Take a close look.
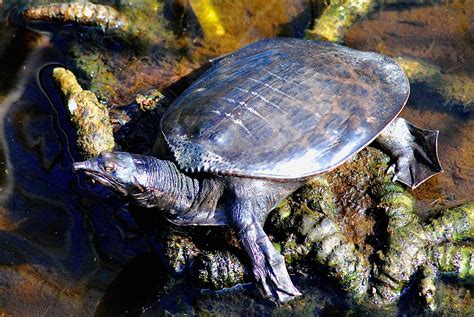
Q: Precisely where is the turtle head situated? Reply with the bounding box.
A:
[73,152,155,205]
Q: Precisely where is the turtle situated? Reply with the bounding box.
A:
[73,38,443,304]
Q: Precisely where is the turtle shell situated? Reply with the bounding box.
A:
[161,38,409,180]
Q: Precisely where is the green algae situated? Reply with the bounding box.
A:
[307,0,375,43]
[163,233,199,275]
[69,42,121,102]
[191,250,247,290]
[396,57,474,112]
[423,202,474,243]
[432,243,474,279]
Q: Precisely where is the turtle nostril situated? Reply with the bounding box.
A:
[73,161,88,171]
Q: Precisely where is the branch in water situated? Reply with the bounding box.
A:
[51,67,116,158]
[20,2,130,33]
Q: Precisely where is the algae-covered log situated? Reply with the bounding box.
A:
[163,233,200,276]
[371,199,474,305]
[191,250,248,290]
[267,172,372,299]
[423,203,474,244]
[396,57,474,112]
[307,0,375,43]
[268,147,472,308]
[431,243,474,278]
[51,67,115,158]
[20,2,130,33]
[371,185,427,304]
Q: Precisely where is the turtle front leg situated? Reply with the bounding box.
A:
[228,178,301,303]
[375,118,443,189]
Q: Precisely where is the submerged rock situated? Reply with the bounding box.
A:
[191,250,248,290]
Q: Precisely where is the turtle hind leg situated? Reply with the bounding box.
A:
[229,180,301,303]
[375,118,443,189]
[239,213,301,303]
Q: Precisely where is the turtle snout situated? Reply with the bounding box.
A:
[73,161,90,172]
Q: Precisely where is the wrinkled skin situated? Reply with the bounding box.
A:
[75,152,303,303]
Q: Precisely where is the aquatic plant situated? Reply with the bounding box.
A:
[307,0,375,43]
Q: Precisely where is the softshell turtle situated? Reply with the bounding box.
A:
[73,38,442,303]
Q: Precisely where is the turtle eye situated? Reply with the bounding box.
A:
[103,161,116,173]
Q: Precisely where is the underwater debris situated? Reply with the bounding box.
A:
[135,89,168,112]
[18,1,175,47]
[307,0,375,43]
[51,67,115,158]
[396,57,474,112]
[20,2,130,33]
[189,0,227,39]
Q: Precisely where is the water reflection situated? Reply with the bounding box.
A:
[0,28,157,315]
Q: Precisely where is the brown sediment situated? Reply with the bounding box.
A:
[345,2,474,213]
[345,3,474,70]
[401,109,474,214]
[0,264,102,316]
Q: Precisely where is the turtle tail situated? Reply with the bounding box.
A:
[375,118,443,189]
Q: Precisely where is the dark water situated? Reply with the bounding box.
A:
[0,1,472,316]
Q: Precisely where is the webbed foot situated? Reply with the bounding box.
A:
[239,217,301,303]
[231,199,301,303]
[375,118,443,189]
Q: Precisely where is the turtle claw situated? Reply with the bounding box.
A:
[256,249,302,304]
[232,200,301,303]
[239,221,301,304]
[386,164,396,176]
[376,118,443,189]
